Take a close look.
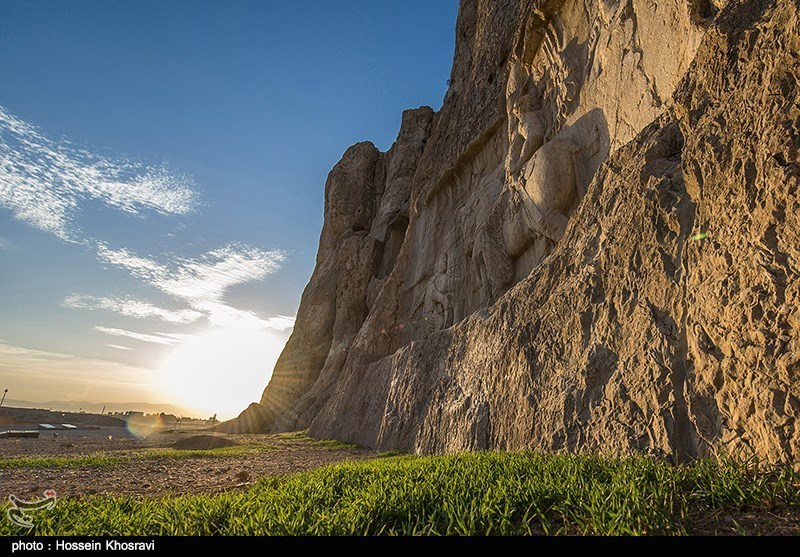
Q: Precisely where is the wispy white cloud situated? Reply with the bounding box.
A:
[93,326,182,345]
[63,294,202,324]
[0,237,18,250]
[197,304,295,330]
[261,315,295,330]
[94,242,290,330]
[0,105,198,241]
[151,331,196,343]
[95,244,164,275]
[0,106,293,342]
[106,344,134,351]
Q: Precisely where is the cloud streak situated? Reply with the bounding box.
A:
[93,326,182,345]
[106,344,134,351]
[0,105,198,240]
[0,237,18,250]
[63,294,202,324]
[94,242,290,330]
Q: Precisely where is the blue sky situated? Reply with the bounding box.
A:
[0,1,458,418]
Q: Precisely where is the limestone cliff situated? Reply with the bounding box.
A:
[230,0,800,462]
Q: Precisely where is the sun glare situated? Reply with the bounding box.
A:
[161,327,284,420]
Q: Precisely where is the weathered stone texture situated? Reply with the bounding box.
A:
[230,0,799,463]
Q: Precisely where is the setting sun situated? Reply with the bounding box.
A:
[160,327,285,420]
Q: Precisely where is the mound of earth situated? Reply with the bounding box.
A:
[171,435,238,450]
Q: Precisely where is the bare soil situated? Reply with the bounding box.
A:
[0,427,379,499]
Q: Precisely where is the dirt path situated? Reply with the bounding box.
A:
[0,430,380,499]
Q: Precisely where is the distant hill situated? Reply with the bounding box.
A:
[0,406,126,427]
[3,398,202,419]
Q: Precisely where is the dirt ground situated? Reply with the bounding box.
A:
[0,427,380,499]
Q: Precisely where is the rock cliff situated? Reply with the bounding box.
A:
[229,0,800,462]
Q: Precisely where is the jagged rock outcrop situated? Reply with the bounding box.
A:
[230,0,799,462]
[225,107,435,432]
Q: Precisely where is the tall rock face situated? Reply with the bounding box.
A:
[227,107,435,432]
[234,0,800,462]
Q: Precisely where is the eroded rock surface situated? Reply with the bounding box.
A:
[230,0,800,463]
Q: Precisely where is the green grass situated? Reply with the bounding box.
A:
[0,454,129,469]
[310,438,359,449]
[276,431,311,440]
[2,452,799,535]
[0,444,268,469]
[277,430,359,449]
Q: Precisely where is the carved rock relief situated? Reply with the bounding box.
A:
[414,14,604,330]
[413,0,697,334]
[469,15,599,302]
